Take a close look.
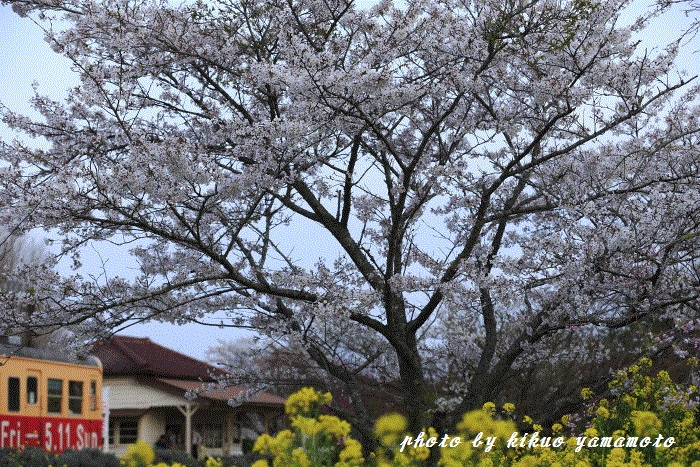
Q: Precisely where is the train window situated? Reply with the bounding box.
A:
[27,376,38,405]
[90,380,97,411]
[48,378,63,413]
[8,377,20,412]
[69,381,83,415]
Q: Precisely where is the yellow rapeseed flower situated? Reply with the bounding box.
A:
[121,440,155,467]
[284,387,333,416]
[336,438,365,467]
[318,414,352,437]
[375,413,408,446]
[205,458,223,467]
[502,403,515,413]
[253,433,275,453]
[459,410,495,435]
[631,410,662,438]
[291,415,323,436]
[291,447,311,467]
[482,402,496,415]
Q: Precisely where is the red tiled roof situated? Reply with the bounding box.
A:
[155,378,286,406]
[91,335,225,381]
[91,336,285,408]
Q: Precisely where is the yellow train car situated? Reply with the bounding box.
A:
[0,342,103,451]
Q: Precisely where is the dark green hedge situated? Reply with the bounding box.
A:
[0,447,120,467]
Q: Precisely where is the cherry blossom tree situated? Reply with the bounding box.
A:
[1,0,700,445]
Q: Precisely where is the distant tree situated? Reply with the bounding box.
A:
[209,337,403,422]
[0,230,45,341]
[0,230,79,349]
[0,230,43,288]
[1,0,700,451]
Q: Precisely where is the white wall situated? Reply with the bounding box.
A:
[105,378,188,409]
[139,411,165,446]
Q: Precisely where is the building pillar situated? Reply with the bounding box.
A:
[176,404,199,456]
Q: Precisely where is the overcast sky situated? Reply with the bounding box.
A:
[0,0,697,361]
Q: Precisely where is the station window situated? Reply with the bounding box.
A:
[27,376,38,405]
[198,423,223,448]
[108,420,115,445]
[69,381,83,415]
[48,378,63,413]
[118,420,138,444]
[8,377,20,412]
[108,419,139,445]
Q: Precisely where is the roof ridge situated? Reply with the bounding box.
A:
[109,335,223,380]
[152,377,286,405]
[111,336,150,368]
[154,340,217,370]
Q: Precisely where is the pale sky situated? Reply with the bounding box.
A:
[0,0,697,361]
